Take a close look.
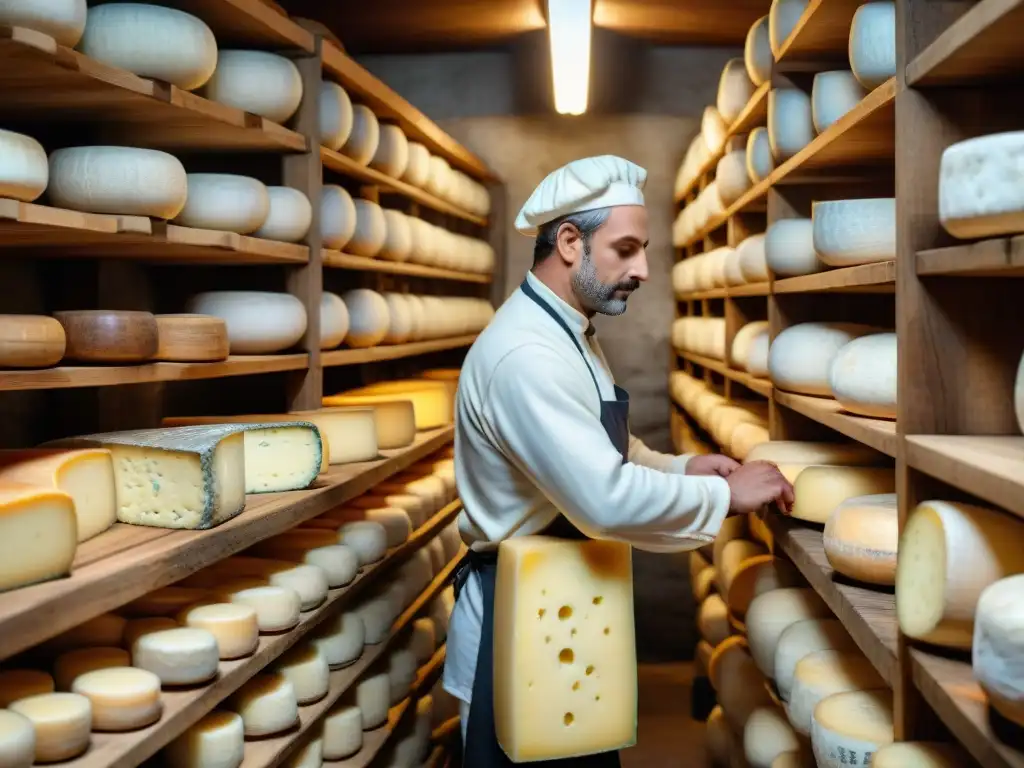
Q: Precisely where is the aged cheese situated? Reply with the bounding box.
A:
[274,645,329,705]
[774,619,856,702]
[744,706,801,768]
[210,579,301,633]
[371,124,410,178]
[341,289,390,348]
[403,142,430,187]
[0,0,86,46]
[388,647,417,703]
[717,150,752,206]
[706,706,732,765]
[695,640,714,678]
[410,617,437,664]
[493,537,636,761]
[746,588,831,678]
[811,71,867,133]
[765,219,823,277]
[718,539,769,595]
[320,81,354,151]
[823,493,898,585]
[0,669,55,706]
[698,594,732,646]
[338,521,388,565]
[870,742,969,767]
[309,505,411,547]
[164,710,244,768]
[332,399,414,451]
[54,647,130,691]
[768,88,815,162]
[693,567,716,603]
[0,709,34,768]
[132,628,219,686]
[939,131,1024,239]
[247,531,359,588]
[791,466,895,524]
[71,667,162,732]
[849,2,896,90]
[745,441,882,466]
[0,129,48,203]
[287,737,322,768]
[718,59,755,123]
[321,290,350,350]
[341,105,380,166]
[322,705,362,759]
[155,314,230,363]
[974,574,1024,727]
[228,674,298,737]
[322,184,357,249]
[193,557,328,611]
[768,322,879,396]
[312,610,365,668]
[175,174,269,234]
[348,199,387,258]
[178,603,259,660]
[810,689,893,768]
[787,651,884,735]
[253,186,312,243]
[45,613,127,653]
[9,692,91,762]
[769,0,809,54]
[352,491,426,528]
[185,291,306,355]
[713,515,749,571]
[356,672,391,730]
[0,482,76,592]
[738,234,770,283]
[326,380,452,429]
[747,127,775,183]
[745,16,772,85]
[380,211,413,263]
[358,586,403,645]
[382,292,414,344]
[747,332,770,377]
[426,537,447,573]
[204,51,302,123]
[122,617,178,650]
[710,637,775,733]
[771,752,812,767]
[813,198,896,266]
[726,557,803,619]
[897,499,1024,648]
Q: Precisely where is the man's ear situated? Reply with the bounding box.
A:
[555,222,582,266]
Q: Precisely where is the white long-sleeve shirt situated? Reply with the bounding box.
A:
[442,271,731,703]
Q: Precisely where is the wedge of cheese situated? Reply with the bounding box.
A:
[0,482,77,592]
[324,380,451,430]
[45,426,247,530]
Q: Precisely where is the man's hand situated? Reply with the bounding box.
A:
[686,454,741,477]
[726,460,795,515]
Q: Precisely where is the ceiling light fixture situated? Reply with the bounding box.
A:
[547,0,592,116]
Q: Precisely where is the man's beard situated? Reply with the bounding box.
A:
[572,247,639,316]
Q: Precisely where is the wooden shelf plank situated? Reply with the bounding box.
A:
[775,0,867,63]
[324,250,492,284]
[150,0,314,51]
[677,288,727,300]
[773,261,896,293]
[905,435,1024,521]
[906,0,1024,85]
[917,237,1024,277]
[321,148,487,226]
[774,392,898,456]
[678,352,773,398]
[766,513,898,685]
[728,281,771,297]
[322,336,477,368]
[0,427,454,661]
[0,27,306,152]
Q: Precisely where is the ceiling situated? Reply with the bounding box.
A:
[280,0,768,53]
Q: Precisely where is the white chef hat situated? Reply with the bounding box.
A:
[514,155,647,236]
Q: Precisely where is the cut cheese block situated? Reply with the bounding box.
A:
[896,499,1024,648]
[274,645,329,705]
[974,574,1024,727]
[0,669,55,707]
[787,651,884,735]
[828,333,897,419]
[164,710,244,768]
[324,380,451,430]
[698,594,732,646]
[765,219,823,278]
[744,706,801,768]
[813,199,896,266]
[71,667,162,732]
[939,132,1024,239]
[192,557,328,611]
[204,51,302,123]
[210,579,301,633]
[823,493,898,585]
[132,628,219,686]
[0,709,33,768]
[323,400,413,451]
[356,672,391,730]
[312,610,365,668]
[122,586,214,618]
[287,737,323,768]
[745,16,772,86]
[54,647,130,692]
[0,482,76,592]
[870,742,969,767]
[791,466,895,524]
[246,530,359,588]
[768,88,814,162]
[228,674,299,737]
[493,537,636,761]
[0,313,65,368]
[46,426,246,530]
[774,619,856,702]
[811,71,866,133]
[8,692,91,762]
[178,603,259,660]
[849,2,896,90]
[122,618,178,650]
[768,323,880,396]
[810,689,893,768]
[746,588,831,678]
[709,637,774,734]
[745,441,882,466]
[726,557,803,619]
[45,614,127,653]
[322,705,362,759]
[341,105,380,166]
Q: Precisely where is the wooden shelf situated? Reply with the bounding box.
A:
[766,513,898,685]
[0,27,306,152]
[728,282,771,297]
[917,237,1024,277]
[679,352,772,398]
[152,0,314,51]
[775,0,867,63]
[773,262,896,293]
[321,148,487,226]
[322,336,477,367]
[678,288,727,300]
[0,427,454,661]
[906,0,1024,85]
[774,392,898,457]
[324,250,492,283]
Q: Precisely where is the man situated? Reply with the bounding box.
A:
[444,155,794,765]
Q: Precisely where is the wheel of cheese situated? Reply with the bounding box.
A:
[701,107,727,156]
[972,574,1024,727]
[341,105,380,166]
[178,603,259,660]
[713,515,749,573]
[54,310,158,363]
[407,218,436,266]
[768,88,815,162]
[690,549,712,583]
[289,737,323,768]
[746,588,830,678]
[717,150,752,205]
[718,59,755,124]
[166,710,244,768]
[735,234,768,283]
[939,131,1024,239]
[0,709,33,768]
[425,155,453,199]
[8,693,91,762]
[53,647,130,691]
[253,186,312,243]
[813,198,896,266]
[320,291,350,350]
[357,671,391,730]
[695,640,714,678]
[0,670,55,706]
[746,127,774,184]
[340,288,388,348]
[744,15,772,86]
[347,199,387,257]
[747,332,769,377]
[175,174,270,234]
[320,81,354,151]
[731,321,770,369]
[380,292,413,344]
[121,617,177,650]
[322,705,362,759]
[849,2,896,90]
[810,689,893,767]
[811,71,866,133]
[80,4,216,90]
[768,322,879,396]
[787,650,884,735]
[769,0,808,57]
[0,315,65,368]
[765,218,822,277]
[746,441,882,466]
[185,291,307,354]
[897,499,1024,649]
[774,619,856,702]
[0,0,86,46]
[370,124,410,178]
[870,741,969,767]
[229,673,298,737]
[693,566,717,603]
[710,637,774,734]
[154,314,229,362]
[47,146,187,219]
[0,129,48,203]
[828,333,897,419]
[274,645,329,705]
[791,466,895,524]
[698,594,732,646]
[706,706,732,765]
[745,706,800,768]
[312,611,365,669]
[379,209,413,262]
[718,539,769,595]
[321,184,357,250]
[727,557,803,619]
[822,493,897,586]
[71,667,162,732]
[339,520,388,565]
[131,627,219,685]
[204,50,302,123]
[403,142,430,187]
[388,647,417,703]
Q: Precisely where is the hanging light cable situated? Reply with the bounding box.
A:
[547,0,592,115]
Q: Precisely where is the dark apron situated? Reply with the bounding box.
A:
[453,278,630,766]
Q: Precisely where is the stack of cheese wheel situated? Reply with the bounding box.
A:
[401,215,495,274]
[671,247,733,295]
[671,317,727,360]
[667,372,770,460]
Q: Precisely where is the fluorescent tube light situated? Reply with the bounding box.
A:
[547,0,592,115]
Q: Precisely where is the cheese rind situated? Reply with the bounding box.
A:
[790,466,895,524]
[0,669,55,707]
[195,557,328,612]
[726,557,803,619]
[744,706,801,768]
[287,736,324,768]
[229,674,299,737]
[787,651,884,735]
[869,742,969,767]
[356,672,391,730]
[823,493,898,585]
[164,710,244,768]
[698,594,732,647]
[0,709,34,768]
[810,689,893,768]
[214,581,300,632]
[9,692,91,762]
[178,603,259,660]
[746,588,831,678]
[71,667,162,732]
[246,532,359,588]
[973,574,1024,727]
[122,617,178,650]
[774,619,856,702]
[338,521,388,565]
[54,647,130,691]
[324,380,451,429]
[132,628,219,686]
[45,613,127,653]
[939,132,1024,239]
[768,323,881,396]
[828,333,897,419]
[0,482,77,592]
[312,611,365,668]
[322,706,362,759]
[274,645,329,705]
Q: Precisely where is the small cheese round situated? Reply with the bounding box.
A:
[768,87,815,162]
[341,289,389,349]
[132,628,219,686]
[849,2,896,90]
[215,580,301,633]
[744,706,801,768]
[738,233,769,283]
[254,186,313,243]
[185,290,307,355]
[0,129,48,203]
[403,142,430,187]
[356,672,391,730]
[322,705,363,759]
[698,594,732,646]
[320,81,354,151]
[165,710,244,768]
[810,689,893,767]
[221,559,328,612]
[787,651,884,735]
[975,573,1024,728]
[287,737,323,768]
[0,0,86,46]
[348,199,387,257]
[229,674,298,737]
[693,566,716,603]
[175,174,270,234]
[9,692,91,762]
[769,0,809,56]
[765,218,823,277]
[370,124,410,178]
[274,645,329,705]
[178,603,259,661]
[710,637,774,733]
[379,210,413,262]
[811,71,867,133]
[791,466,895,524]
[341,105,380,166]
[0,669,55,706]
[870,742,969,767]
[359,587,401,645]
[388,647,417,704]
[726,557,803,619]
[718,59,755,124]
[746,127,774,184]
[321,291,350,350]
[312,610,365,668]
[823,493,897,585]
[745,441,882,466]
[322,184,357,250]
[744,15,772,85]
[717,150,752,206]
[813,198,896,266]
[768,322,880,396]
[706,706,732,765]
[339,520,388,565]
[0,710,34,768]
[775,619,857,703]
[204,50,302,123]
[746,588,831,678]
[250,531,360,588]
[717,538,769,595]
[122,617,178,650]
[71,667,162,731]
[53,647,130,691]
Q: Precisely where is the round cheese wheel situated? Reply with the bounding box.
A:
[693,566,716,603]
[939,131,1024,240]
[71,667,161,732]
[370,124,409,178]
[768,88,815,162]
[320,81,354,151]
[388,647,417,704]
[341,288,389,348]
[718,539,769,596]
[339,520,388,565]
[738,234,769,283]
[155,314,229,362]
[718,58,755,123]
[731,321,770,369]
[747,332,769,377]
[791,466,895,524]
[80,4,216,90]
[849,2,896,90]
[769,0,809,56]
[0,0,86,46]
[253,186,312,243]
[341,105,380,166]
[0,710,34,768]
[702,107,727,155]
[53,647,130,691]
[8,692,90,762]
[274,645,329,705]
[132,627,219,685]
[717,150,752,206]
[320,291,350,350]
[356,672,391,730]
[774,619,857,703]
[813,198,896,266]
[707,706,732,765]
[425,155,453,199]
[870,741,969,767]
[229,673,298,737]
[348,199,387,257]
[745,706,801,768]
[312,611,365,669]
[48,146,187,219]
[214,580,301,633]
[251,531,360,588]
[768,322,879,396]
[410,617,437,664]
[0,129,48,203]
[403,142,430,187]
[765,218,822,277]
[322,705,362,759]
[823,493,897,585]
[828,333,897,419]
[710,637,774,734]
[810,689,893,767]
[175,174,269,234]
[695,640,714,678]
[975,574,1024,727]
[321,184,357,250]
[811,71,866,133]
[185,291,307,355]
[0,314,65,368]
[746,127,774,184]
[122,617,177,650]
[727,557,803,619]
[0,669,55,706]
[698,594,732,646]
[379,209,413,262]
[178,603,259,660]
[288,737,323,768]
[54,309,158,363]
[382,292,414,344]
[204,50,302,123]
[165,710,244,768]
[745,16,772,86]
[746,588,831,678]
[787,650,884,735]
[358,587,401,645]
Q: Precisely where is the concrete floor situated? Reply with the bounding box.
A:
[622,663,708,768]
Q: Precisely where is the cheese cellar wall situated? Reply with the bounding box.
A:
[0,1,489,765]
[672,1,1024,767]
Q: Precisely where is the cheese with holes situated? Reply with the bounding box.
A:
[787,651,884,735]
[356,672,391,730]
[222,422,325,493]
[122,587,214,618]
[768,323,880,396]
[9,692,91,762]
[287,737,323,768]
[312,611,365,669]
[974,574,1024,726]
[0,709,34,768]
[0,449,116,543]
[193,557,328,611]
[210,579,301,633]
[0,670,54,707]
[823,493,898,585]
[71,667,162,731]
[897,499,1024,648]
[46,426,247,530]
[122,617,177,650]
[46,614,127,653]
[870,742,969,767]
[710,637,774,733]
[811,689,893,767]
[325,380,452,429]
[791,466,895,524]
[246,531,359,588]
[747,588,831,678]
[726,557,803,619]
[698,594,731,646]
[323,705,362,759]
[165,710,244,768]
[338,521,388,565]
[178,603,259,660]
[828,333,897,419]
[493,537,636,761]
[774,619,856,702]
[813,199,897,267]
[54,648,130,691]
[307,505,410,547]
[274,645,329,705]
[745,706,801,768]
[229,674,298,737]
[0,482,76,592]
[132,628,219,686]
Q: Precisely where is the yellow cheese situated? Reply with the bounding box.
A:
[774,619,856,702]
[273,645,329,705]
[122,617,177,650]
[810,689,893,768]
[693,566,716,603]
[698,594,732,646]
[0,449,116,542]
[746,588,831,678]
[709,636,774,734]
[122,586,215,617]
[790,466,895,524]
[689,549,712,584]
[189,557,328,611]
[787,651,885,735]
[245,530,359,588]
[306,402,415,450]
[324,380,452,429]
[409,617,437,664]
[0,482,77,592]
[744,706,801,768]
[178,603,259,660]
[0,710,34,768]
[745,441,884,466]
[8,692,91,762]
[0,669,55,706]
[493,537,637,761]
[228,673,299,737]
[211,578,301,632]
[718,539,769,595]
[713,515,749,574]
[870,742,969,767]
[164,710,244,768]
[822,493,898,586]
[351,492,427,528]
[726,557,803,619]
[706,706,732,765]
[131,627,219,686]
[71,667,162,732]
[306,504,411,547]
[53,647,130,691]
